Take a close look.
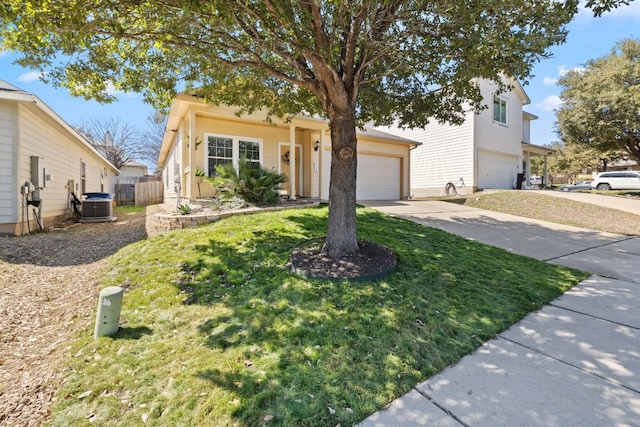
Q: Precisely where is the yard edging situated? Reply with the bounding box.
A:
[152,201,321,231]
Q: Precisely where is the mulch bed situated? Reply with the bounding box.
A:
[290,238,397,281]
[0,208,159,427]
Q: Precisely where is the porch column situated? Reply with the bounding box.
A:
[543,155,549,188]
[289,125,296,200]
[187,110,197,200]
[320,130,328,200]
[525,151,531,188]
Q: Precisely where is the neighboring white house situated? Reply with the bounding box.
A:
[157,94,419,205]
[378,76,553,197]
[0,80,118,235]
[118,160,149,178]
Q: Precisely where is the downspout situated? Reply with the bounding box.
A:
[409,143,419,199]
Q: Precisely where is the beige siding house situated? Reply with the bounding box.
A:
[378,77,553,197]
[0,81,118,235]
[157,94,419,205]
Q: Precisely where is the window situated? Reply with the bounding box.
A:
[207,136,233,176]
[493,96,507,124]
[81,161,86,194]
[239,140,260,168]
[206,134,262,176]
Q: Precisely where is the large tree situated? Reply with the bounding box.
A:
[140,114,167,175]
[547,141,620,183]
[557,38,640,166]
[77,116,144,170]
[0,0,625,257]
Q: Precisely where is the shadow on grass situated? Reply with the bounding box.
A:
[167,206,583,426]
[113,326,153,340]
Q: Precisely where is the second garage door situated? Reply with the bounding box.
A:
[322,153,401,200]
[477,151,518,189]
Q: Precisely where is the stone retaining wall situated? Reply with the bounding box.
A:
[152,202,320,232]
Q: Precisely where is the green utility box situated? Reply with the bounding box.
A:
[94,286,123,339]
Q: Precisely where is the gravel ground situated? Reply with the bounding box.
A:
[0,207,161,427]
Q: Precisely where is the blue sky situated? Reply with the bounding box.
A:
[527,2,640,146]
[1,2,639,159]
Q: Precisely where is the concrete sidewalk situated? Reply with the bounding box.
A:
[359,200,640,427]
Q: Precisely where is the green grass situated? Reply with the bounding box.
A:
[114,205,147,214]
[48,206,588,427]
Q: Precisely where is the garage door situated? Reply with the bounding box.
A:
[322,152,401,200]
[477,152,518,189]
[358,154,401,200]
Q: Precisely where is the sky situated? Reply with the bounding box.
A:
[1,2,639,163]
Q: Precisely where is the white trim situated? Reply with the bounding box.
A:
[278,141,303,196]
[1,89,118,174]
[492,95,508,125]
[203,132,263,175]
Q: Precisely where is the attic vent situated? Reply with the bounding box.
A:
[80,193,117,223]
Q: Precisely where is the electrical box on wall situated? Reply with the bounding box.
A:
[31,156,42,188]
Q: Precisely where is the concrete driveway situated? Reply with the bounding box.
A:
[363,199,640,284]
[359,198,640,427]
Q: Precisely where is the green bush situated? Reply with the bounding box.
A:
[177,203,192,215]
[208,157,287,205]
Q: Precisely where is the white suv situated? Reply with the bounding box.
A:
[529,175,542,186]
[590,171,640,191]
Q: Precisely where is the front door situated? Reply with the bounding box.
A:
[280,144,302,197]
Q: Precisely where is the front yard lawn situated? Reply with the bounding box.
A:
[461,191,640,236]
[49,206,588,426]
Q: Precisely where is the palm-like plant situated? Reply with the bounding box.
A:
[211,157,287,205]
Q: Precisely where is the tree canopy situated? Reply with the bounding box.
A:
[547,141,622,182]
[0,0,628,257]
[556,38,640,165]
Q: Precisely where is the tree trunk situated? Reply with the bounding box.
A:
[322,106,359,258]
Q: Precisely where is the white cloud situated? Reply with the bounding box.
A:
[537,95,562,112]
[104,81,122,96]
[104,81,140,99]
[0,51,8,58]
[16,71,43,83]
[558,65,585,77]
[543,76,558,86]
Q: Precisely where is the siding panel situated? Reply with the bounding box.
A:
[378,117,475,197]
[0,102,17,224]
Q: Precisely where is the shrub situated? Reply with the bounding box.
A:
[209,157,287,205]
[177,204,192,215]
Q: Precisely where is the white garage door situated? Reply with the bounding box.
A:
[322,152,401,200]
[357,154,401,200]
[478,152,518,189]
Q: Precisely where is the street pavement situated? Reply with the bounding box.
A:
[358,195,640,427]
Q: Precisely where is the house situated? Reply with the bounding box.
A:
[156,94,419,205]
[603,159,640,172]
[118,160,149,178]
[378,77,553,196]
[0,80,118,235]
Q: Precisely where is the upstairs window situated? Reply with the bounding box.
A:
[493,96,507,124]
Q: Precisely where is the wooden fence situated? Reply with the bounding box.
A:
[135,179,163,206]
[114,176,163,206]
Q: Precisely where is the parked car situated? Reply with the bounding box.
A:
[590,171,640,191]
[559,180,592,192]
[530,175,542,186]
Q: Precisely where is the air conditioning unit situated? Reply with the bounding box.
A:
[80,193,117,223]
